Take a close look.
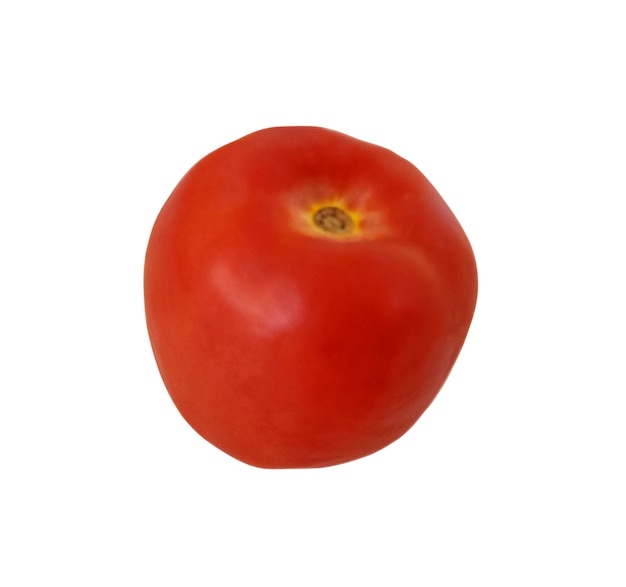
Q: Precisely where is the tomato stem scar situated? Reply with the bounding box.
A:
[312,206,355,234]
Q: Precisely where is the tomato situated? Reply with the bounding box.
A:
[144,126,477,468]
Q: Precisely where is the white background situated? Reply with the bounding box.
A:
[1,1,625,585]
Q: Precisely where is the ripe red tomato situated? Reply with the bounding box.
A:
[144,127,477,468]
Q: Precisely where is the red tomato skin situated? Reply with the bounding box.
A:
[144,126,477,468]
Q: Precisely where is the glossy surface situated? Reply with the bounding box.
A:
[144,126,478,468]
